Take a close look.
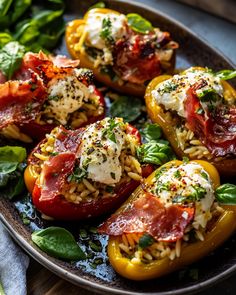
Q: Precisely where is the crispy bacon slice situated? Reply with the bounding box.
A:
[40,153,76,201]
[0,73,47,129]
[185,85,236,157]
[99,192,194,242]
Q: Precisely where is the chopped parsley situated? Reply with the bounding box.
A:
[48,95,60,101]
[187,185,206,202]
[173,169,181,179]
[138,233,155,249]
[110,172,116,180]
[100,17,114,44]
[201,171,209,180]
[160,81,178,94]
[67,165,88,183]
[102,118,121,143]
[155,182,171,194]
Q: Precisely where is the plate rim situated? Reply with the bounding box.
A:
[1,0,236,294]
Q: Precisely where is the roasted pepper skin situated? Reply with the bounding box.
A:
[145,69,236,176]
[106,160,236,280]
[24,125,153,220]
[65,8,176,97]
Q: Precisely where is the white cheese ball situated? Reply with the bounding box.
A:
[153,162,215,228]
[151,68,223,118]
[85,12,127,50]
[79,118,126,185]
[45,74,89,125]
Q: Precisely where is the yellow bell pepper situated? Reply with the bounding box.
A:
[65,8,176,96]
[145,67,236,176]
[106,160,236,280]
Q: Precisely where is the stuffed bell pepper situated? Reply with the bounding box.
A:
[24,117,153,220]
[99,160,236,280]
[66,8,178,96]
[0,51,105,142]
[145,67,236,176]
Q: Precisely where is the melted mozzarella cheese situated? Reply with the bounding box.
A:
[79,118,126,185]
[152,68,223,118]
[153,162,215,228]
[85,12,127,50]
[45,74,89,125]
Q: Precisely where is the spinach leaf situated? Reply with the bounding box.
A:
[215,70,236,81]
[127,13,153,34]
[0,0,13,16]
[0,32,13,48]
[0,146,27,199]
[141,123,162,142]
[138,233,155,249]
[89,1,106,10]
[0,41,25,79]
[137,142,175,166]
[110,95,143,122]
[32,227,86,260]
[215,183,236,205]
[11,0,32,23]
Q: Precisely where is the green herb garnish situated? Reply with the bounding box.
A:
[215,70,236,81]
[100,17,113,43]
[137,142,175,166]
[110,95,143,122]
[67,165,88,183]
[0,41,25,79]
[215,183,236,205]
[127,13,153,34]
[141,123,162,142]
[32,227,86,260]
[188,185,206,202]
[102,118,121,143]
[138,233,155,249]
[89,1,106,10]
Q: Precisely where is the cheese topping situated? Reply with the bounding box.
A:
[79,118,127,185]
[152,68,223,117]
[44,74,90,125]
[151,162,215,228]
[85,12,127,50]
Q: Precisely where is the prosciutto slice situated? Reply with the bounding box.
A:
[99,192,194,242]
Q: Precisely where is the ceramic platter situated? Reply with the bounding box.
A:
[0,0,236,294]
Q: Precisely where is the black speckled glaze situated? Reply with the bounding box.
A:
[0,0,236,294]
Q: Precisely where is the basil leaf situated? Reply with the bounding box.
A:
[0,146,26,173]
[215,70,236,81]
[0,32,13,48]
[138,233,155,249]
[127,13,153,34]
[0,0,13,16]
[137,142,175,166]
[32,227,86,260]
[0,41,25,79]
[141,123,162,142]
[110,95,143,122]
[215,183,236,205]
[89,1,106,10]
[11,0,32,23]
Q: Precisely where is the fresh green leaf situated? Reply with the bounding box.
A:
[0,41,25,79]
[138,233,155,249]
[141,123,162,142]
[0,280,5,295]
[127,13,153,34]
[32,9,63,28]
[0,146,26,173]
[100,16,113,43]
[67,165,88,183]
[89,1,106,10]
[32,227,86,260]
[0,32,13,48]
[187,185,206,202]
[11,0,32,23]
[215,70,236,81]
[215,183,236,205]
[137,142,175,166]
[0,0,13,16]
[110,95,143,122]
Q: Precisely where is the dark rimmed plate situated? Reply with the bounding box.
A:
[1,0,236,294]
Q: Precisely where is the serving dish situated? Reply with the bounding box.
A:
[0,0,236,294]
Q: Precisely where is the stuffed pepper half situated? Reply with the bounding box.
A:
[0,51,105,142]
[66,8,178,96]
[145,67,236,176]
[24,117,153,220]
[99,160,236,280]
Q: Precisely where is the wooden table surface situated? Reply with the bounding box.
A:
[26,0,236,294]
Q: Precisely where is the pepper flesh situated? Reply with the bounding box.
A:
[145,68,236,176]
[106,160,236,280]
[24,124,153,220]
[65,8,176,97]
